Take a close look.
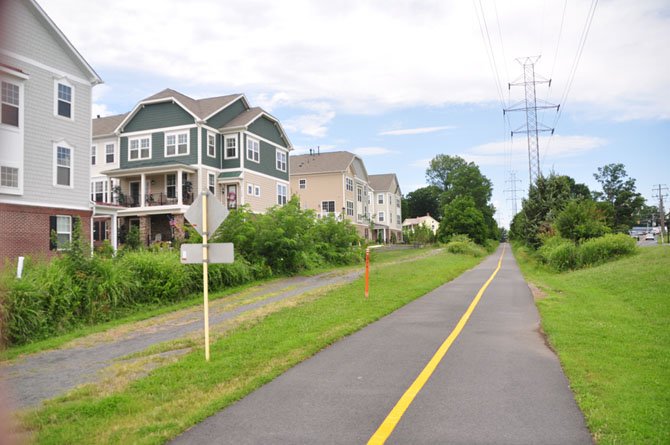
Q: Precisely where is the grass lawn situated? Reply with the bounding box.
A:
[18,248,480,444]
[514,245,670,444]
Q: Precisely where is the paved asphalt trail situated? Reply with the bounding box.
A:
[1,269,361,410]
[172,245,592,444]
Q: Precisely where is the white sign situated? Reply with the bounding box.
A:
[180,243,234,264]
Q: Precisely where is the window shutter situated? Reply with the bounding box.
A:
[49,216,57,250]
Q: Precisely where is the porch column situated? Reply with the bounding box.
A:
[177,169,183,205]
[111,215,118,252]
[140,173,146,208]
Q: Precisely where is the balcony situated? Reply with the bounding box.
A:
[123,192,195,208]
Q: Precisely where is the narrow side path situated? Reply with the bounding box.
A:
[171,245,591,444]
[1,269,359,410]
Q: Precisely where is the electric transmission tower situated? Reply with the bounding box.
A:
[504,56,559,187]
[504,170,523,215]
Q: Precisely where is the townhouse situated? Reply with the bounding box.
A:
[368,174,403,243]
[290,151,374,239]
[0,0,102,262]
[94,89,292,246]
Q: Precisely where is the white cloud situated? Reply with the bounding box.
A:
[380,126,454,136]
[351,147,397,157]
[40,0,670,120]
[283,102,336,138]
[410,158,432,169]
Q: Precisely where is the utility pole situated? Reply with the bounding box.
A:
[653,184,668,244]
[504,170,523,216]
[504,56,559,187]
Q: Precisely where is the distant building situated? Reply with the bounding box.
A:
[402,214,439,235]
[368,174,403,243]
[0,0,102,262]
[290,151,374,240]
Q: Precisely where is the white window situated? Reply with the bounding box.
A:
[346,177,353,192]
[346,200,354,216]
[208,173,215,193]
[91,145,96,165]
[378,211,385,222]
[1,80,20,127]
[129,136,151,160]
[321,201,335,213]
[0,166,19,188]
[397,196,401,208]
[166,174,176,198]
[54,144,72,187]
[225,135,238,158]
[90,179,108,202]
[277,183,287,205]
[246,137,259,163]
[105,143,115,163]
[207,133,216,158]
[55,80,73,119]
[377,193,384,205]
[56,215,72,249]
[276,150,286,172]
[299,179,306,189]
[254,185,261,197]
[166,132,188,156]
[247,183,253,195]
[357,187,362,202]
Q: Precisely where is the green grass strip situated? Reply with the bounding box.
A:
[20,249,479,444]
[514,245,670,445]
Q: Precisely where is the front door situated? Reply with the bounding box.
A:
[129,181,140,206]
[226,184,237,209]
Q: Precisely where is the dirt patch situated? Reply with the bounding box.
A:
[528,282,549,300]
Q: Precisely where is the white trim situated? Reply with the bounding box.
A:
[0,198,91,211]
[0,65,30,80]
[208,172,216,193]
[105,142,115,164]
[165,173,177,199]
[224,134,238,159]
[245,111,293,150]
[244,130,290,151]
[243,169,289,183]
[203,94,248,121]
[276,182,288,205]
[247,183,253,195]
[91,144,97,166]
[0,75,24,196]
[55,215,72,250]
[164,130,190,157]
[53,140,74,189]
[299,178,306,189]
[276,149,287,172]
[128,135,152,161]
[0,49,93,85]
[121,123,194,138]
[254,185,261,197]
[206,131,216,158]
[53,77,75,121]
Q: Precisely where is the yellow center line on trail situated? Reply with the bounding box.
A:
[367,245,506,445]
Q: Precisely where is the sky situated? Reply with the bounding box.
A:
[41,0,670,227]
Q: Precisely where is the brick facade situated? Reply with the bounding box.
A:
[0,203,92,265]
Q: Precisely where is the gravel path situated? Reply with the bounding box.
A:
[1,269,362,410]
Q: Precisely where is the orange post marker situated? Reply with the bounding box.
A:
[365,247,370,298]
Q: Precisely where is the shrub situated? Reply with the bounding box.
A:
[578,233,637,267]
[117,250,192,304]
[445,235,486,257]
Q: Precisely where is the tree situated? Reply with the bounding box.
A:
[437,196,487,245]
[593,163,645,231]
[554,199,610,242]
[426,155,492,210]
[404,185,442,220]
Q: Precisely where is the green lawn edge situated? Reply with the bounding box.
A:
[513,244,670,445]
[20,249,482,444]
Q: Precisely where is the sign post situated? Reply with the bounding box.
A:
[183,190,232,362]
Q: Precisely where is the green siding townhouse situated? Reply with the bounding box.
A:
[94,89,292,246]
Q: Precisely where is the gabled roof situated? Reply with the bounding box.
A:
[92,113,128,138]
[369,173,400,194]
[220,107,264,130]
[115,88,245,133]
[290,151,362,176]
[25,0,102,85]
[141,88,243,120]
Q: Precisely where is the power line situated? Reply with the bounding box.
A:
[473,0,507,108]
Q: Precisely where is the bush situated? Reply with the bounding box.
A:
[578,233,637,267]
[117,250,192,304]
[445,235,487,257]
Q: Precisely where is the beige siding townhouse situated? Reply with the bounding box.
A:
[290,151,374,240]
[402,214,439,235]
[369,174,403,243]
[0,0,102,262]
